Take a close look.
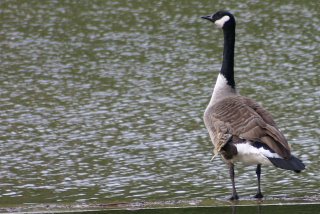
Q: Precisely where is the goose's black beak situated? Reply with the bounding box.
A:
[201,15,213,22]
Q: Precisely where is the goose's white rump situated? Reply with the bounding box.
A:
[232,142,281,165]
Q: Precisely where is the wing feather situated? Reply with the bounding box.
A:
[204,95,291,159]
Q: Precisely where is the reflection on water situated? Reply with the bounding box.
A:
[101,203,320,214]
[0,0,319,204]
[2,201,320,213]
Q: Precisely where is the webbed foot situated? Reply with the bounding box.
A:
[229,194,239,200]
[254,192,263,199]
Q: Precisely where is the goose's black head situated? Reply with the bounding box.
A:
[201,10,235,30]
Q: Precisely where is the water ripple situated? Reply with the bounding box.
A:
[0,0,319,204]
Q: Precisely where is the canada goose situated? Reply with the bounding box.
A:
[201,11,305,200]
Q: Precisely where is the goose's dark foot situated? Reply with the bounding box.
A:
[228,163,239,201]
[229,194,239,200]
[254,164,263,199]
[254,192,263,199]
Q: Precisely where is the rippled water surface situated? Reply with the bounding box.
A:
[0,0,319,204]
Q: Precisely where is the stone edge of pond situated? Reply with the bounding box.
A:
[1,198,320,213]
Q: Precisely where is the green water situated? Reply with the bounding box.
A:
[0,0,319,208]
[2,201,320,213]
[102,204,320,214]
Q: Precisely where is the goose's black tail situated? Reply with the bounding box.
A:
[268,155,305,173]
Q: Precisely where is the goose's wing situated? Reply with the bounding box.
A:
[204,96,291,159]
[242,97,277,127]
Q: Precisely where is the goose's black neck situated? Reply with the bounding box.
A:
[221,26,236,88]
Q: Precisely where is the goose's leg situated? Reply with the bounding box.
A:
[229,163,239,200]
[254,164,263,199]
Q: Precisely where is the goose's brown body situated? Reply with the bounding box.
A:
[204,95,291,161]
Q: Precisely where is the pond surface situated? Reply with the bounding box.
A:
[1,200,320,214]
[0,0,319,205]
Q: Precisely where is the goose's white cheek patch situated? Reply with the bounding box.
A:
[214,15,230,28]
